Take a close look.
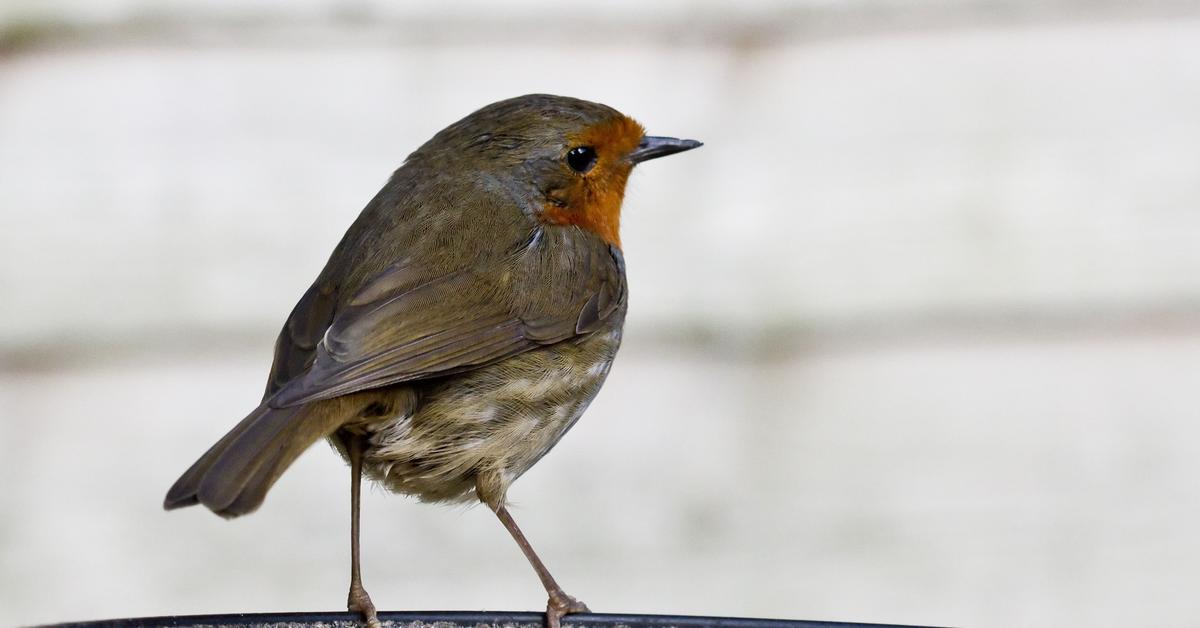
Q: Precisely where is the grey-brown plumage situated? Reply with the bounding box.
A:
[164,94,700,628]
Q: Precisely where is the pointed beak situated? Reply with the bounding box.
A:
[628,135,703,164]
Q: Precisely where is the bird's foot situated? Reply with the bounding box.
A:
[545,591,590,628]
[348,583,382,628]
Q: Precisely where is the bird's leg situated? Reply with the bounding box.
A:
[343,432,381,628]
[492,503,590,628]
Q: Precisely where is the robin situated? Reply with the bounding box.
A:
[163,93,701,628]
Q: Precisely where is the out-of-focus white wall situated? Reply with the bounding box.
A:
[2,2,1199,628]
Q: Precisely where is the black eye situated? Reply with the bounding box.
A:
[566,146,597,174]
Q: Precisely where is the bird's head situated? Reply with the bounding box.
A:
[411,94,702,249]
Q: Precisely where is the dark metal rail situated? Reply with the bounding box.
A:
[47,611,946,628]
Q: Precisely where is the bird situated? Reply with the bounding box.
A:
[163,93,701,628]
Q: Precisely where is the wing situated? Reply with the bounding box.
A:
[263,281,338,401]
[266,229,625,408]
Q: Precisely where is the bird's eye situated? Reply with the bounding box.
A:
[566,146,597,174]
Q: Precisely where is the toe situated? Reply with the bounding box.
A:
[348,585,381,628]
[546,593,590,627]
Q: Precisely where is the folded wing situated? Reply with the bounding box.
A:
[266,231,625,408]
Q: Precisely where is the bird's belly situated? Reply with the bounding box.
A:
[360,327,621,504]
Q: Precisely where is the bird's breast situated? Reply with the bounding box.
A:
[360,319,624,504]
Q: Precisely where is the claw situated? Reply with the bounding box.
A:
[348,583,382,628]
[546,592,590,628]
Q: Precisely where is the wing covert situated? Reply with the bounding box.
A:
[267,232,625,408]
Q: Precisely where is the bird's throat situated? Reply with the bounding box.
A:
[538,115,644,249]
[541,173,628,248]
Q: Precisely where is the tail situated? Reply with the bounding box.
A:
[164,401,346,518]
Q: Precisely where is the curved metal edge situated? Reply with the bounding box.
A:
[42,610,949,628]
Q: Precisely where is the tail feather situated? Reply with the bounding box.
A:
[196,405,305,513]
[163,407,270,510]
[218,418,327,517]
[165,401,346,517]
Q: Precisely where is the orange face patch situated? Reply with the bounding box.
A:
[540,115,645,248]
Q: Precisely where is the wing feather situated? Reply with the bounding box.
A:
[266,233,625,408]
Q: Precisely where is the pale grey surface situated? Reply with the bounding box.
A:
[4,13,1200,352]
[2,3,1200,628]
[5,334,1200,628]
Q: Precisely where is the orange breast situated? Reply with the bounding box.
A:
[541,115,645,249]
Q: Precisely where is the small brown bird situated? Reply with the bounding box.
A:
[164,94,700,628]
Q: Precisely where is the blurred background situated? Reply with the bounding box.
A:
[2,1,1199,627]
